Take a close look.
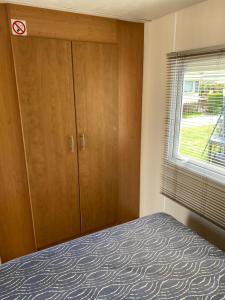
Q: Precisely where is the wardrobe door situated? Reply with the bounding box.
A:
[72,42,118,233]
[12,37,81,248]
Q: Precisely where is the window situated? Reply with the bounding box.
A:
[162,48,225,230]
[171,55,225,180]
[184,80,194,93]
[194,81,200,93]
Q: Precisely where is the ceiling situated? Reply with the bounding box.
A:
[1,0,206,22]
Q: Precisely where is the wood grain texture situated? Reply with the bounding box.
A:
[0,2,143,261]
[7,4,117,44]
[0,4,35,262]
[117,21,144,223]
[73,41,118,233]
[12,37,81,249]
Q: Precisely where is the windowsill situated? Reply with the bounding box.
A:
[169,155,225,186]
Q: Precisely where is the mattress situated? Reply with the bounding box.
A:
[0,213,225,299]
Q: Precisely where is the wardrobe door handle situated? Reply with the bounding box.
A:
[79,133,86,151]
[69,135,75,153]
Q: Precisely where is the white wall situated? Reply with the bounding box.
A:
[140,0,225,251]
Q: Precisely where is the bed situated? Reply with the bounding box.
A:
[0,213,225,299]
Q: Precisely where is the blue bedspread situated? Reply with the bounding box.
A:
[0,213,225,299]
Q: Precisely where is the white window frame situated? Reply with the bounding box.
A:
[167,60,225,185]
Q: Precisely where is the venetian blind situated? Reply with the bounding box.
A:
[162,47,225,229]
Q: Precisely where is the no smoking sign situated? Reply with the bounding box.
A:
[11,19,27,36]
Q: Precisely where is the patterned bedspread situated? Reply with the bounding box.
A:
[0,213,225,299]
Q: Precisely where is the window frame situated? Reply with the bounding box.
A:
[167,58,225,186]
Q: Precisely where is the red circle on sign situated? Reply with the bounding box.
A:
[12,20,26,35]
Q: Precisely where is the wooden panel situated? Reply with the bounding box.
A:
[0,4,35,262]
[117,21,144,223]
[12,36,81,248]
[73,41,118,233]
[7,4,117,44]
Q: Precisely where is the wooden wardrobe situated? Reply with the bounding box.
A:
[0,3,143,262]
